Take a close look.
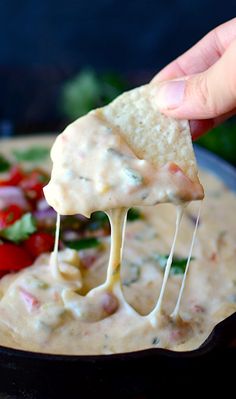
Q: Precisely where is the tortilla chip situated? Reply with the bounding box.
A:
[97,84,198,182]
[44,83,204,216]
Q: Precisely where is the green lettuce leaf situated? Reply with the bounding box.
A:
[12,146,50,162]
[127,208,142,221]
[64,237,101,250]
[0,154,11,172]
[155,254,194,275]
[0,213,37,242]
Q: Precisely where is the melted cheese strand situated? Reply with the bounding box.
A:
[104,208,128,290]
[171,201,202,320]
[50,212,61,279]
[148,206,183,326]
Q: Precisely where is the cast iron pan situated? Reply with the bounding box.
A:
[0,146,235,398]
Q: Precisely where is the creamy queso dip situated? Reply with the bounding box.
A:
[0,170,236,354]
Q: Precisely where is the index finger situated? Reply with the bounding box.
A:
[152,17,236,82]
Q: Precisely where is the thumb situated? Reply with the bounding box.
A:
[152,39,236,120]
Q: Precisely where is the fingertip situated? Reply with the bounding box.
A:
[151,65,179,83]
[151,72,166,83]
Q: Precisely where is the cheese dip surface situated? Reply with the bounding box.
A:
[0,170,236,354]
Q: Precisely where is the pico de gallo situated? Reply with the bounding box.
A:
[0,147,142,278]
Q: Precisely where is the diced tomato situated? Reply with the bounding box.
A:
[0,165,24,187]
[0,243,33,272]
[24,232,55,258]
[19,287,40,311]
[0,204,23,229]
[101,292,119,315]
[191,304,205,313]
[19,169,49,201]
[210,252,217,262]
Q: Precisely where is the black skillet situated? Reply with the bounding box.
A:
[0,146,236,398]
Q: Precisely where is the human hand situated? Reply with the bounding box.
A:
[152,17,236,139]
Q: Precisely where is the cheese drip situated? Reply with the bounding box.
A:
[50,212,61,279]
[60,208,135,323]
[104,208,128,289]
[171,202,202,319]
[85,208,130,310]
[49,203,201,323]
[147,206,183,326]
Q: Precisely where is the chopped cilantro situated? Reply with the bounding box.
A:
[127,208,142,222]
[0,154,10,172]
[154,254,195,275]
[12,146,49,162]
[124,168,143,185]
[64,237,101,250]
[88,211,109,230]
[0,213,37,242]
[152,337,160,345]
[123,263,141,286]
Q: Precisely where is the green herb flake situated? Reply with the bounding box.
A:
[12,146,50,162]
[0,154,11,172]
[154,254,195,275]
[28,276,49,289]
[33,279,49,289]
[124,168,143,185]
[0,213,37,242]
[152,337,160,345]
[88,211,109,230]
[64,237,101,251]
[107,148,124,158]
[112,263,120,276]
[36,280,49,289]
[127,208,142,222]
[123,263,141,286]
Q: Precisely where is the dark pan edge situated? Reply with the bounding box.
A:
[0,311,236,362]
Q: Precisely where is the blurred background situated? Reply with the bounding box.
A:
[0,0,236,164]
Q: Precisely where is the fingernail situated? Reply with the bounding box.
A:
[153,80,185,110]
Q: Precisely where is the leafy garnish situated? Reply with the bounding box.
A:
[0,154,10,172]
[30,278,49,289]
[124,168,143,185]
[88,209,142,229]
[152,337,160,345]
[123,263,141,286]
[127,208,142,222]
[60,69,129,120]
[88,211,109,231]
[12,147,50,162]
[0,213,37,242]
[64,237,101,250]
[197,121,236,165]
[154,254,194,275]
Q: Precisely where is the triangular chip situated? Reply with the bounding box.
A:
[44,84,204,217]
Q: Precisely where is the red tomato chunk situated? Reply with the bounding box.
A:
[0,166,24,187]
[24,232,55,258]
[0,204,23,229]
[0,243,33,272]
